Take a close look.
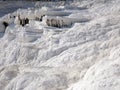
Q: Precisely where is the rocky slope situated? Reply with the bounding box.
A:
[0,0,120,90]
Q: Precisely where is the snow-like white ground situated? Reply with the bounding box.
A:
[0,0,120,90]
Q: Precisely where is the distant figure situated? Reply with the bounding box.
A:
[40,15,45,21]
[21,18,25,26]
[57,20,61,28]
[51,19,57,27]
[14,15,21,25]
[0,21,8,33]
[46,19,50,26]
[35,17,40,21]
[13,16,16,18]
[61,20,65,27]
[3,21,8,29]
[25,18,29,25]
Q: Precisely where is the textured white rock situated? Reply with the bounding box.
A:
[0,0,120,90]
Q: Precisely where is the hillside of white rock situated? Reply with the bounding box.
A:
[0,0,120,90]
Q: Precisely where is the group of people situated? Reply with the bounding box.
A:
[0,11,72,33]
[46,17,72,28]
[14,15,29,26]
